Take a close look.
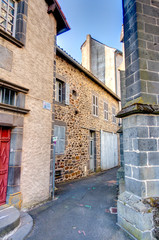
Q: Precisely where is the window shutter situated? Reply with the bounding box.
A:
[65,83,70,105]
[54,125,59,154]
[55,81,59,102]
[59,126,65,154]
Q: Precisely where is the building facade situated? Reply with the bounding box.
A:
[0,0,69,209]
[54,47,120,183]
[81,34,123,97]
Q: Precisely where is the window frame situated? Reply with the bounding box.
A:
[56,79,64,103]
[92,95,98,117]
[0,87,17,106]
[0,0,17,37]
[104,101,108,121]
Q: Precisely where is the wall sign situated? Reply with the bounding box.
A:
[43,101,51,110]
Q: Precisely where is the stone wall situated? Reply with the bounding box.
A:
[117,0,159,239]
[0,0,56,208]
[54,53,119,183]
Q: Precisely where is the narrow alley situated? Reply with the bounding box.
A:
[26,168,132,240]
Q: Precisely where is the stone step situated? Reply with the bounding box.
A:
[5,211,33,240]
[0,205,20,238]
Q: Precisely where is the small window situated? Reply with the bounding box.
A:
[104,102,108,121]
[0,0,17,36]
[93,95,98,116]
[0,87,17,106]
[112,107,116,123]
[72,90,77,97]
[56,80,63,103]
[54,125,65,154]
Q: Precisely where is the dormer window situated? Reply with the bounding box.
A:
[0,87,17,106]
[0,0,17,37]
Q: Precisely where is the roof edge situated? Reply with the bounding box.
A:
[56,46,121,102]
[46,0,70,35]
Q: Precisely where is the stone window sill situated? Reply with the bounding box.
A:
[55,100,66,107]
[0,103,30,114]
[0,29,24,48]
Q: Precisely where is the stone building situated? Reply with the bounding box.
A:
[81,34,123,97]
[117,0,159,239]
[53,46,120,183]
[0,0,69,209]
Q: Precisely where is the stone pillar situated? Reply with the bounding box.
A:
[117,0,159,239]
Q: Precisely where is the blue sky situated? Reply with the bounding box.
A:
[57,0,123,63]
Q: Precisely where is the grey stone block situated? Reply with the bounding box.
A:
[141,93,157,105]
[147,81,159,94]
[124,152,147,166]
[118,197,153,231]
[126,80,141,99]
[10,133,23,151]
[16,93,26,108]
[150,127,159,138]
[133,166,159,180]
[147,181,159,197]
[118,215,152,240]
[140,70,159,81]
[125,165,132,177]
[0,113,14,126]
[148,152,159,165]
[143,4,159,18]
[133,139,157,151]
[0,45,13,72]
[8,167,21,185]
[125,177,146,197]
[9,151,22,166]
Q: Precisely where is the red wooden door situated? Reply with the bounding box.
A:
[0,127,11,206]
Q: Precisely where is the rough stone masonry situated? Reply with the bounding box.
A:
[117,0,159,239]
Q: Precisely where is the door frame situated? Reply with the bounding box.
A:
[0,127,11,206]
[89,131,96,172]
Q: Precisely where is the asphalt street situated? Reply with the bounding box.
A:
[26,168,132,240]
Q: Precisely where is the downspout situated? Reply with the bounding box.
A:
[114,50,118,95]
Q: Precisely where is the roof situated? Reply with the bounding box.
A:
[56,46,121,102]
[46,0,70,35]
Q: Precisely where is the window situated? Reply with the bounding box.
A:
[0,87,17,106]
[55,79,70,105]
[93,95,98,116]
[0,0,17,36]
[56,80,63,103]
[104,102,108,121]
[54,125,65,154]
[112,107,116,123]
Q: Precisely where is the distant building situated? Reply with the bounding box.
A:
[54,46,120,183]
[81,35,123,98]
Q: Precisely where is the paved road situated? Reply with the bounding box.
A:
[26,168,132,240]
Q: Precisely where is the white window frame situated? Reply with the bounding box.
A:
[92,95,98,117]
[104,102,108,121]
[112,106,116,124]
[56,80,63,103]
[0,0,17,37]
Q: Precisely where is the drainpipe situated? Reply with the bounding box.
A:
[114,50,118,95]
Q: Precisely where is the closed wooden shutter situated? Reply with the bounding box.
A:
[65,83,70,105]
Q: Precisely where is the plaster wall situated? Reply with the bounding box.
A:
[0,0,56,208]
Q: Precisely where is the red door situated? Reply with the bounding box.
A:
[0,127,11,206]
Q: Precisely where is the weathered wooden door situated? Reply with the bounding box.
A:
[90,131,95,172]
[0,127,11,206]
[101,131,118,170]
